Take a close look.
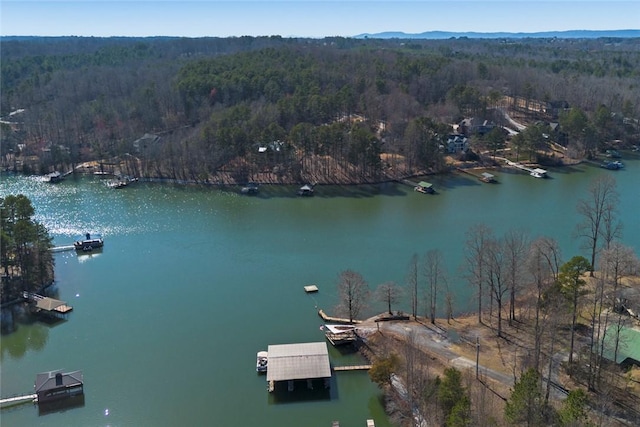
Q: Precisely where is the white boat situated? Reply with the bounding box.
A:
[256,351,268,373]
[241,182,259,194]
[297,184,315,196]
[530,168,547,178]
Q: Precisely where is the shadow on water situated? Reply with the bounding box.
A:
[268,378,333,404]
[38,394,85,416]
[236,183,409,199]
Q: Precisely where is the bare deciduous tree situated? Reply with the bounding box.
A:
[527,236,562,372]
[464,223,493,324]
[486,237,508,338]
[504,228,529,324]
[375,281,402,315]
[336,269,369,323]
[423,249,447,324]
[407,253,419,319]
[576,175,620,277]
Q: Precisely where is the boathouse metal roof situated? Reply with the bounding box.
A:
[266,342,331,382]
[35,370,84,393]
[602,327,640,366]
[35,297,65,311]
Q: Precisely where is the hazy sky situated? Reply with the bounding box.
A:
[1,1,638,38]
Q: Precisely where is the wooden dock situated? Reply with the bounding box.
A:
[397,179,419,188]
[22,292,73,315]
[318,309,361,324]
[0,393,37,408]
[333,365,372,372]
[304,284,319,293]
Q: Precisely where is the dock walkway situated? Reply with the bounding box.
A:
[333,365,372,372]
[318,309,361,324]
[0,393,37,408]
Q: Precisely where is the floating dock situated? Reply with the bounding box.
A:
[304,285,319,293]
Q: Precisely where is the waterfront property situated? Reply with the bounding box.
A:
[266,342,331,392]
[23,292,73,318]
[34,370,84,404]
[480,172,496,183]
[529,168,548,179]
[414,181,434,194]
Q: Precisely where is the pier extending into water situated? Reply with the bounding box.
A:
[333,365,372,372]
[51,245,75,252]
[318,309,362,324]
[0,394,37,408]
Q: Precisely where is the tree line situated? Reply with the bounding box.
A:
[0,194,54,304]
[332,175,640,425]
[1,36,638,183]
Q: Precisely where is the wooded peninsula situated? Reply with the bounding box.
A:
[1,36,639,182]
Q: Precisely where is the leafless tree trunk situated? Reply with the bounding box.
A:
[576,175,620,277]
[464,224,493,325]
[423,249,447,324]
[407,253,419,319]
[527,237,561,373]
[504,228,529,324]
[336,269,369,323]
[486,237,508,338]
[375,281,402,315]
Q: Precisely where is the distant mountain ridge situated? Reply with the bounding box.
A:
[354,29,640,39]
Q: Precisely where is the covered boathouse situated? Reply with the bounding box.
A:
[266,342,331,392]
[34,370,84,403]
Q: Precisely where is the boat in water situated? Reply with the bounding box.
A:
[74,233,104,251]
[46,171,64,183]
[106,176,138,189]
[529,168,548,178]
[241,182,259,195]
[256,351,268,373]
[297,184,315,196]
[601,160,624,170]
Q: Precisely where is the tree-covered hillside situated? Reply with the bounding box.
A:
[1,36,639,183]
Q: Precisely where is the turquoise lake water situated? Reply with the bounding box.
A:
[1,155,638,426]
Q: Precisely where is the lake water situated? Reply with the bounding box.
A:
[1,156,638,426]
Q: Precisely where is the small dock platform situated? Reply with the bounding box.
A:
[318,309,361,324]
[333,365,372,372]
[455,168,496,183]
[304,285,319,293]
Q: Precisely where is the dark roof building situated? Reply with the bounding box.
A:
[34,370,84,403]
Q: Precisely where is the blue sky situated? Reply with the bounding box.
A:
[1,1,638,38]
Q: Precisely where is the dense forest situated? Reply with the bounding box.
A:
[0,194,54,306]
[1,36,639,184]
